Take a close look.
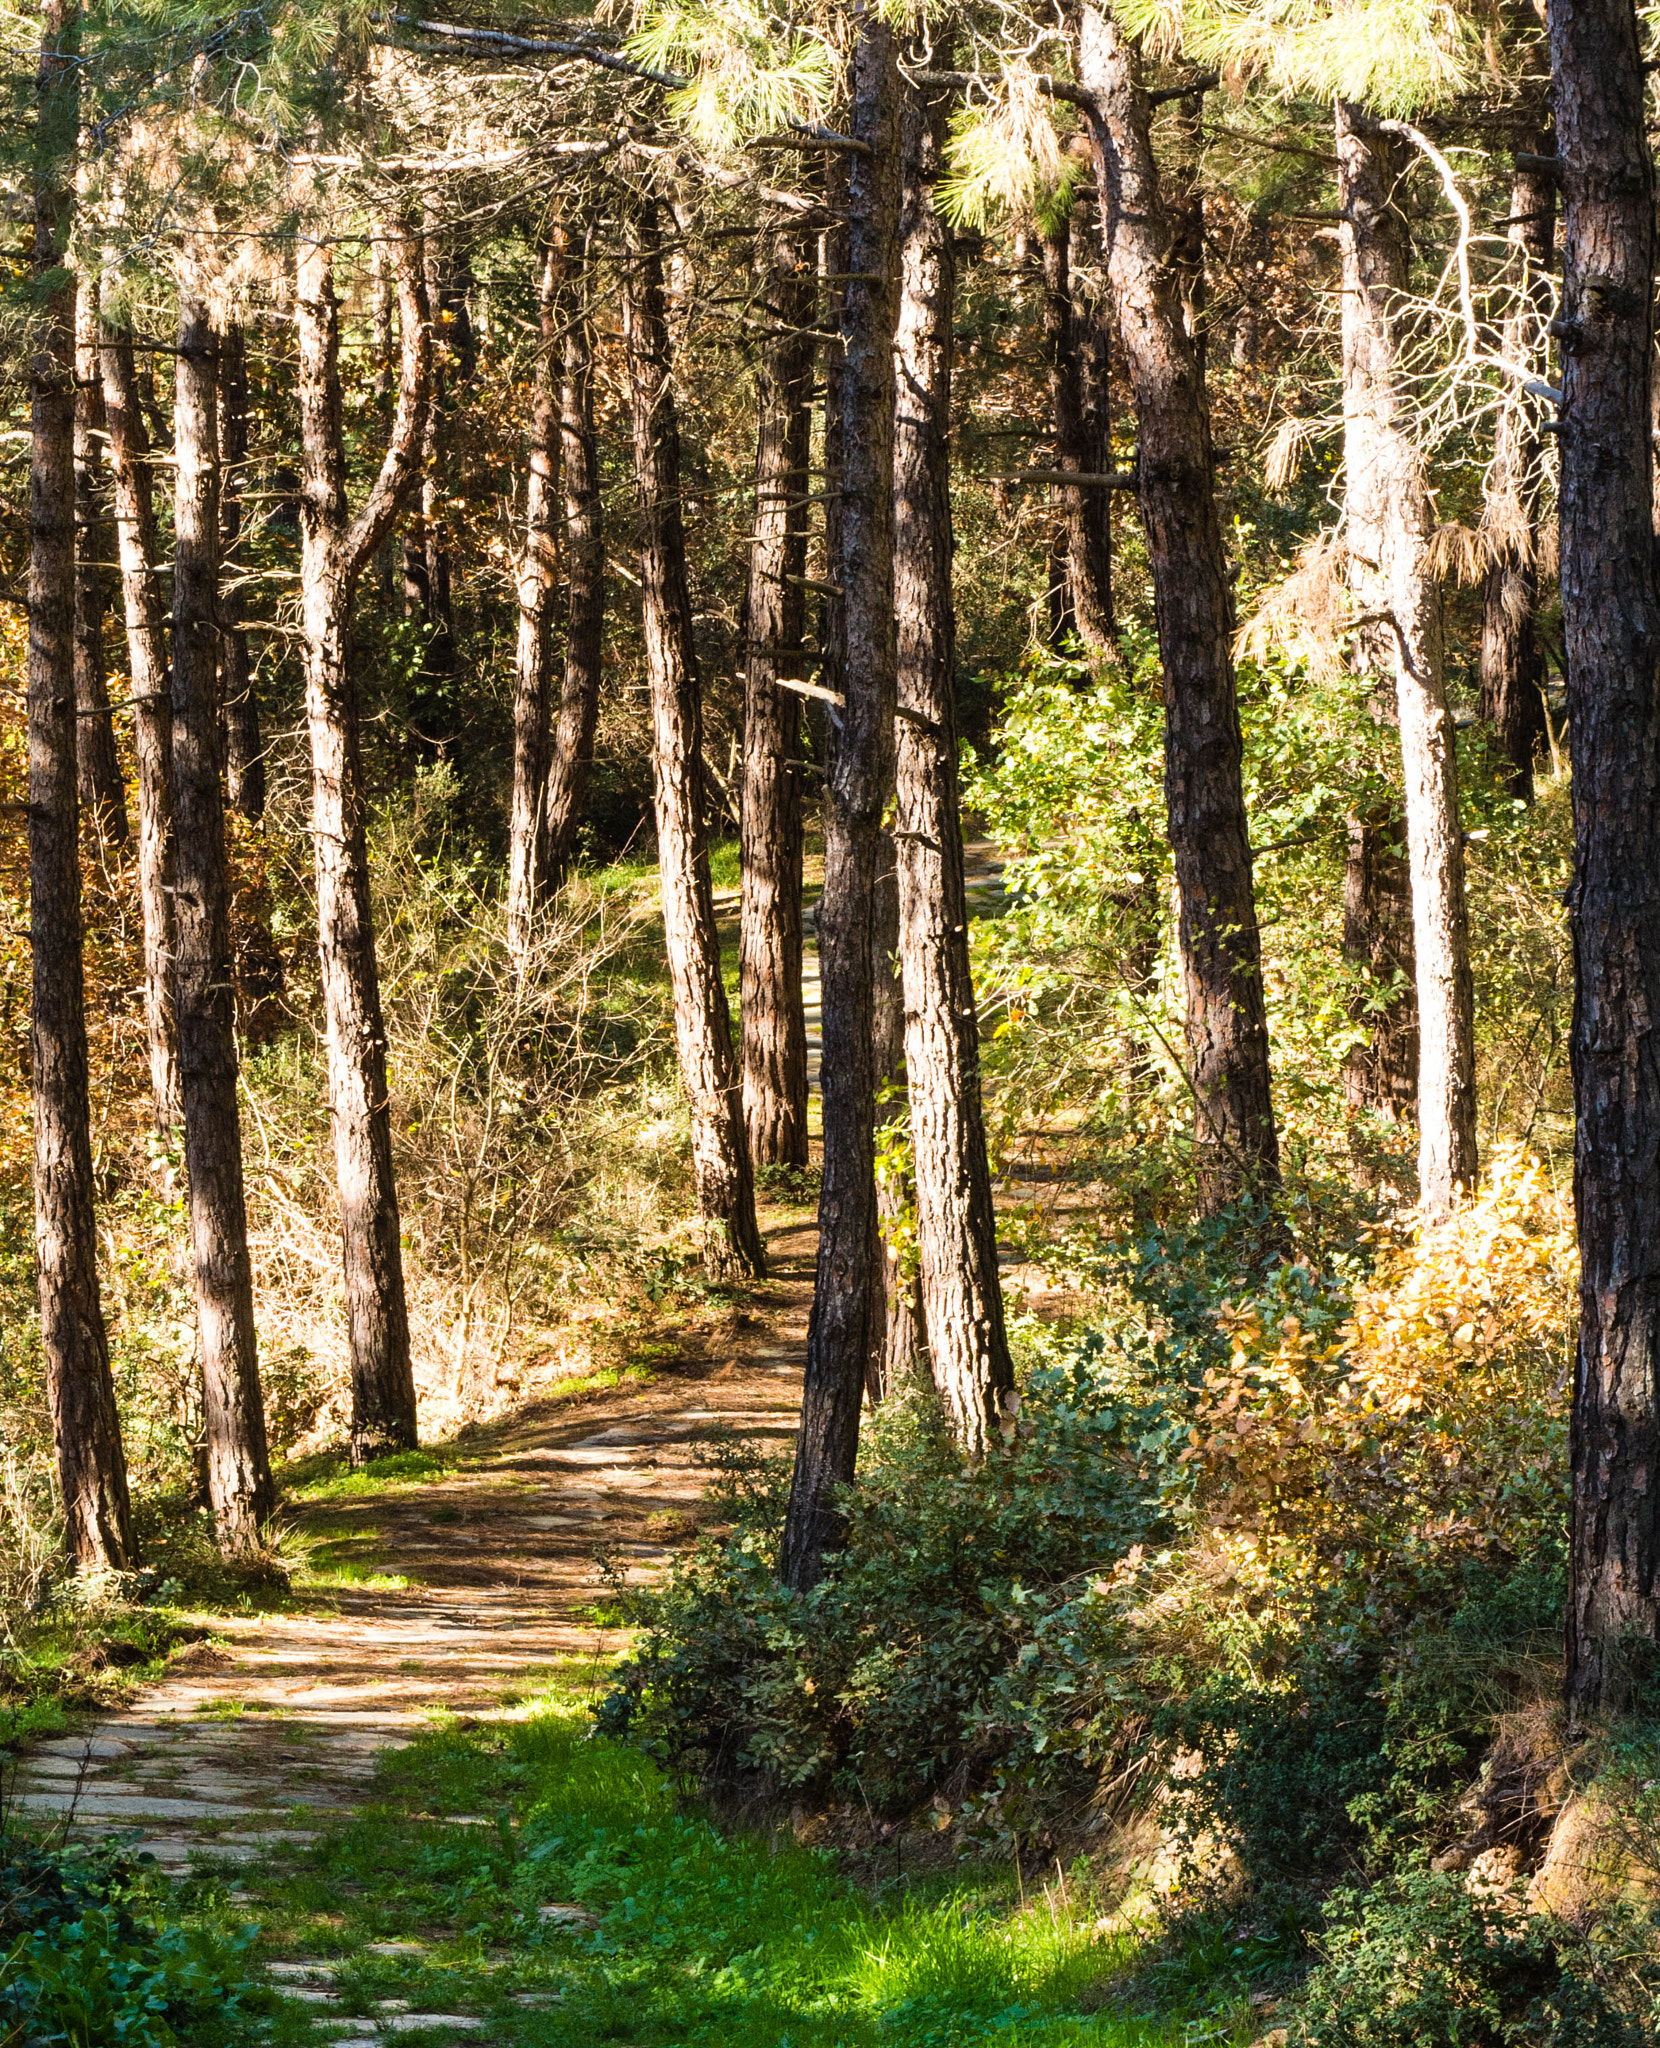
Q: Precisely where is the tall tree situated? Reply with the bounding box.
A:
[217,310,264,820]
[32,0,134,1570]
[295,222,430,1463]
[1337,100,1477,1217]
[872,838,921,1397]
[740,223,815,1171]
[171,285,275,1553]
[72,273,128,846]
[621,192,765,1284]
[781,17,901,1591]
[1550,0,1660,1717]
[1039,207,1114,653]
[893,76,1014,1454]
[1076,4,1279,1208]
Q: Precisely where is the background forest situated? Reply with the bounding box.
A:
[2,0,1660,2042]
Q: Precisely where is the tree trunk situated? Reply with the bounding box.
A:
[894,75,1015,1454]
[545,239,604,890]
[72,272,127,846]
[1549,0,1660,1718]
[171,290,274,1552]
[507,237,565,966]
[781,19,902,1592]
[295,225,431,1464]
[1073,197,1117,646]
[31,0,134,1571]
[621,195,765,1286]
[740,224,815,1172]
[1168,90,1208,378]
[217,311,263,820]
[101,329,181,1136]
[1041,216,1080,647]
[1078,5,1279,1209]
[1337,99,1477,1218]
[1478,150,1555,802]
[872,835,921,1398]
[1341,811,1419,1120]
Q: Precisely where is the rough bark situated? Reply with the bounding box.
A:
[72,272,127,845]
[544,242,604,890]
[171,290,274,1552]
[296,226,430,1463]
[1478,151,1556,801]
[217,311,264,820]
[740,225,815,1172]
[31,0,134,1571]
[893,77,1014,1454]
[1039,211,1115,653]
[621,195,765,1286]
[781,18,901,1592]
[100,329,181,1135]
[1078,6,1279,1208]
[1338,100,1478,1218]
[1549,0,1660,1717]
[507,237,566,965]
[872,837,921,1398]
[1341,811,1419,1120]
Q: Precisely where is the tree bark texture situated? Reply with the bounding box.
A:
[217,311,264,820]
[296,226,431,1463]
[1548,0,1660,1717]
[872,837,921,1398]
[507,237,566,966]
[1040,213,1115,653]
[1341,811,1419,1120]
[621,196,765,1285]
[171,292,275,1553]
[101,330,181,1135]
[740,225,815,1172]
[893,78,1015,1454]
[1078,6,1279,1209]
[781,18,901,1592]
[1338,100,1478,1218]
[72,272,127,846]
[31,1,134,1571]
[1478,152,1556,801]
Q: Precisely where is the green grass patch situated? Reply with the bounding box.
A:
[283,1448,460,1501]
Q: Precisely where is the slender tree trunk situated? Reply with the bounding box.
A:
[1041,216,1080,647]
[1338,100,1477,1218]
[1168,90,1208,378]
[894,76,1014,1454]
[171,289,274,1551]
[100,330,181,1136]
[32,0,134,1571]
[1341,812,1419,1121]
[741,225,815,1172]
[507,237,565,966]
[872,836,921,1397]
[1073,193,1117,645]
[1478,149,1555,801]
[217,311,263,820]
[1078,6,1279,1209]
[781,18,902,1592]
[295,225,431,1463]
[819,153,851,722]
[545,242,604,890]
[72,273,127,845]
[1550,0,1660,1718]
[622,196,764,1285]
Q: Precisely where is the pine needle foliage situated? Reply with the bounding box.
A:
[626,1,835,150]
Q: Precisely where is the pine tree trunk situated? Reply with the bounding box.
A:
[621,196,765,1286]
[171,290,274,1551]
[1341,811,1419,1121]
[1041,217,1080,648]
[781,19,902,1592]
[741,225,814,1172]
[295,227,431,1464]
[1078,6,1279,1209]
[1478,152,1555,802]
[1338,100,1477,1218]
[1550,0,1660,1718]
[545,242,604,890]
[217,312,264,820]
[100,328,181,1135]
[872,836,921,1398]
[72,272,127,846]
[894,77,1014,1454]
[32,0,134,1571]
[1072,196,1117,646]
[507,237,565,966]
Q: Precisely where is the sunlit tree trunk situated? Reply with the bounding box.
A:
[741,224,815,1172]
[217,310,263,820]
[1337,99,1477,1218]
[72,272,127,845]
[545,239,604,891]
[32,0,134,1571]
[1549,0,1660,1718]
[622,195,764,1285]
[171,287,274,1552]
[295,226,430,1463]
[872,837,921,1398]
[782,18,902,1592]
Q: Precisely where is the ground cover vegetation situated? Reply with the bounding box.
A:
[3,0,1660,2037]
